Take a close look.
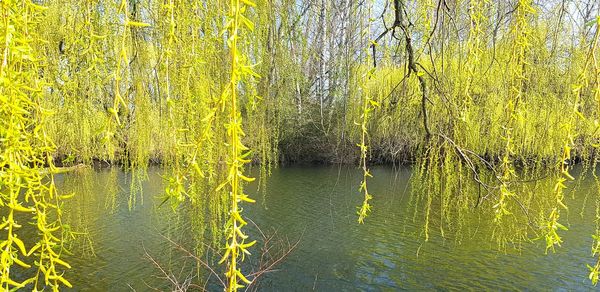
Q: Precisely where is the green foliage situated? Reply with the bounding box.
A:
[0,1,71,290]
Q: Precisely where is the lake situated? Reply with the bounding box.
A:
[43,165,600,290]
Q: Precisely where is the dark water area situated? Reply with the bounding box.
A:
[26,165,600,291]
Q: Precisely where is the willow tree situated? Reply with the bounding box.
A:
[356,0,600,278]
[4,0,600,290]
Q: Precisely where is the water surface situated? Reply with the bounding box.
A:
[46,166,600,290]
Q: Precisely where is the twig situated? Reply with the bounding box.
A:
[160,235,226,288]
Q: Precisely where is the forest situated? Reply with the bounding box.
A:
[1,0,600,290]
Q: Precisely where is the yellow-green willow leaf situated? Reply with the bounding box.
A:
[58,276,73,288]
[558,200,569,210]
[236,269,252,284]
[47,232,62,243]
[126,21,151,28]
[588,264,598,282]
[8,203,34,212]
[44,225,62,233]
[562,170,575,180]
[91,33,107,39]
[240,150,253,159]
[238,173,255,182]
[13,257,31,268]
[239,14,254,32]
[191,162,205,177]
[27,242,41,256]
[47,275,73,288]
[237,140,250,152]
[241,0,257,7]
[235,226,248,239]
[12,236,27,256]
[58,193,75,200]
[554,180,566,192]
[240,64,261,78]
[238,240,256,250]
[232,283,244,290]
[556,222,569,231]
[8,103,30,115]
[238,194,255,203]
[216,181,229,192]
[3,278,26,289]
[218,246,232,265]
[237,156,251,163]
[232,211,247,225]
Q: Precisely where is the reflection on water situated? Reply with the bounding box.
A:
[48,165,599,290]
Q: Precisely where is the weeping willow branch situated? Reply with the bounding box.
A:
[219,1,259,291]
[357,0,379,224]
[0,1,72,290]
